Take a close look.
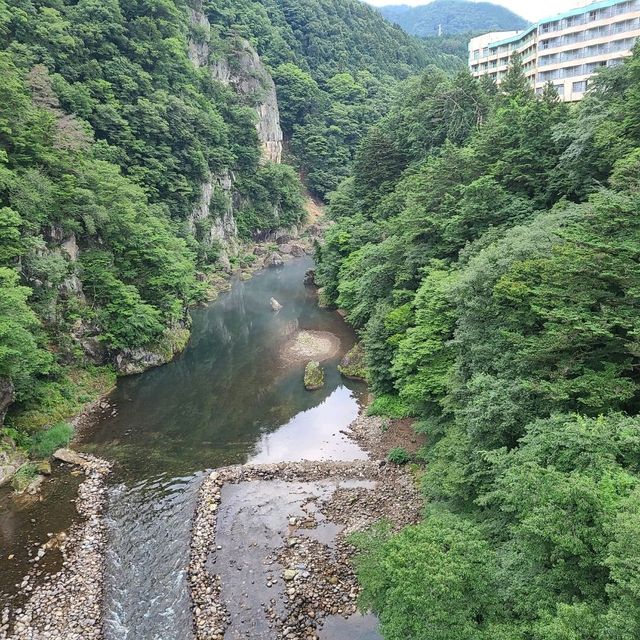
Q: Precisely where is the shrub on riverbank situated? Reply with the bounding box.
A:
[30,422,74,458]
[367,394,415,419]
[7,366,115,435]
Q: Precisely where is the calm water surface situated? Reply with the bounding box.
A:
[75,257,377,639]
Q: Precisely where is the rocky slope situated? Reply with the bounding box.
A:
[186,0,284,270]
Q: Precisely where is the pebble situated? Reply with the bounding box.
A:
[2,454,111,640]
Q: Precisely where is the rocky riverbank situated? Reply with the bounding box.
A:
[0,453,112,640]
[188,412,423,640]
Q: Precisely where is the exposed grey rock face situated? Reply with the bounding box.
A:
[114,347,169,376]
[209,42,283,164]
[60,234,79,261]
[185,1,285,267]
[188,170,240,266]
[187,1,282,164]
[187,3,210,68]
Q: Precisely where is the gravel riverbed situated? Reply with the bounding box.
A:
[0,454,111,640]
[188,414,423,640]
[2,405,421,639]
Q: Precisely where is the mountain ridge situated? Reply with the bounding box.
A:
[377,0,528,37]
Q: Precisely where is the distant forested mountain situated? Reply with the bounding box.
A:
[378,0,528,37]
[219,0,465,195]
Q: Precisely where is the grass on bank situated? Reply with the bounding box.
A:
[29,422,74,457]
[367,394,416,419]
[6,365,116,435]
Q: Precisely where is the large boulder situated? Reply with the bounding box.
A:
[264,252,284,267]
[115,347,168,375]
[303,269,316,286]
[53,448,91,469]
[115,326,190,375]
[304,361,325,391]
[289,243,306,257]
[338,342,367,381]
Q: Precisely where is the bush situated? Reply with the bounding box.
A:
[387,446,412,465]
[29,422,74,458]
[351,510,498,640]
[368,394,415,418]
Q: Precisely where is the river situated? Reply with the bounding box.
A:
[0,257,381,639]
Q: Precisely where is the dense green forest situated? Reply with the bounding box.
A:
[0,0,465,457]
[378,0,528,37]
[214,0,464,195]
[0,0,307,443]
[317,50,640,638]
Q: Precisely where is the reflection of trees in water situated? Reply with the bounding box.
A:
[85,259,360,477]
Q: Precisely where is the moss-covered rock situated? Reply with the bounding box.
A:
[304,360,325,390]
[115,326,191,375]
[11,463,38,493]
[338,342,367,381]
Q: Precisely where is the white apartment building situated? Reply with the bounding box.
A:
[468,0,640,101]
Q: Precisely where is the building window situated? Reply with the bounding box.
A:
[555,84,565,96]
[573,80,588,93]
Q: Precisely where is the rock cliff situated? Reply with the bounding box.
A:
[187,1,283,164]
[186,0,284,261]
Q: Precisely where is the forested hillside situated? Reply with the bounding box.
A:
[214,0,464,195]
[316,51,640,638]
[378,0,528,37]
[0,0,459,463]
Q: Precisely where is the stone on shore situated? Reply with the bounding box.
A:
[264,252,284,267]
[37,460,52,475]
[53,448,91,469]
[303,269,316,286]
[304,361,324,390]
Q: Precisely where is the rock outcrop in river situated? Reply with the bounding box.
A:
[304,360,325,390]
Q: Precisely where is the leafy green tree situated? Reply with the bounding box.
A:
[0,267,52,399]
[353,510,499,640]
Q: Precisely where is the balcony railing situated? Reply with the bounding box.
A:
[539,36,637,65]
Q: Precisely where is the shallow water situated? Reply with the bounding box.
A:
[75,257,378,639]
[216,479,377,640]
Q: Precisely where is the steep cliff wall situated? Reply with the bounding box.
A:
[186,0,284,260]
[187,2,283,161]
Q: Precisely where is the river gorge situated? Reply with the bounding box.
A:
[0,257,395,640]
